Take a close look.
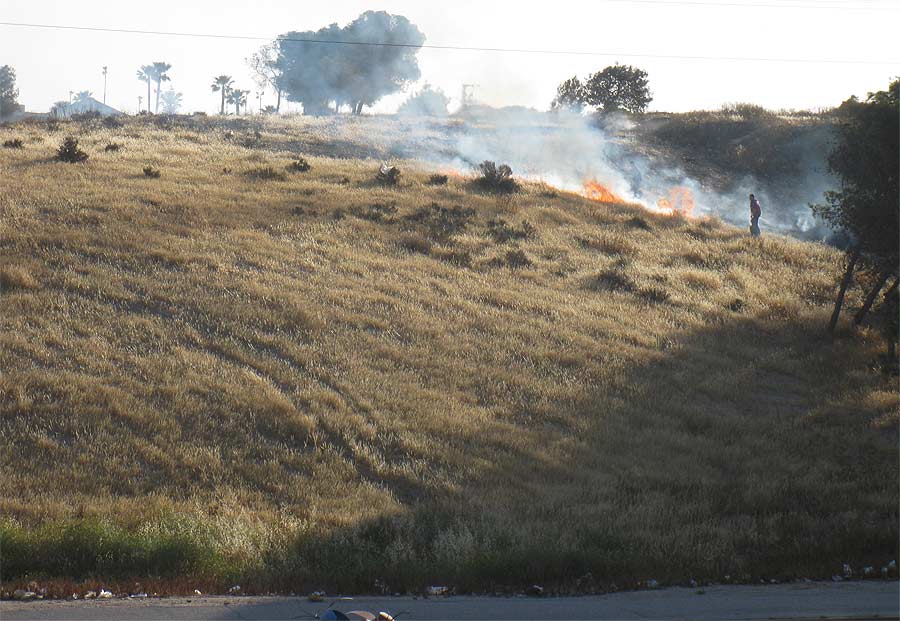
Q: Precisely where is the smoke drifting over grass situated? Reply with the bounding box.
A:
[401,108,836,239]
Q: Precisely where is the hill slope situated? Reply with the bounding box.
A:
[0,116,897,592]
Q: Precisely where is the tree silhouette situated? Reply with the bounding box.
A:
[275,11,424,116]
[160,89,183,114]
[551,76,586,112]
[0,65,20,119]
[583,64,652,114]
[147,62,172,113]
[247,44,283,113]
[136,65,153,113]
[73,91,93,104]
[211,75,233,115]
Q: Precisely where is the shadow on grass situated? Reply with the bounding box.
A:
[2,316,897,593]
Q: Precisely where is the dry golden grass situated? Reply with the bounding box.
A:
[0,115,896,592]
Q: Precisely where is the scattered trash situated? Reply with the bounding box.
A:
[689,579,698,588]
[71,593,78,600]
[308,591,325,602]
[193,589,202,596]
[526,585,544,597]
[426,585,449,596]
[862,566,875,576]
[13,589,36,601]
[842,563,853,577]
[831,575,843,582]
[98,589,113,599]
[228,585,242,595]
[645,579,659,589]
[130,593,148,599]
[84,591,97,599]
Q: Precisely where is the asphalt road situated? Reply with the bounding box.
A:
[2,581,898,621]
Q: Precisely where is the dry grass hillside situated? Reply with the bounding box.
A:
[0,114,897,593]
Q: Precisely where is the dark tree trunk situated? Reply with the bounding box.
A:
[853,271,893,326]
[276,89,281,113]
[146,80,151,113]
[829,246,861,336]
[155,80,161,114]
[220,90,225,115]
[354,101,364,115]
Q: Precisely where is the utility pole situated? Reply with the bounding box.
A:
[138,95,143,113]
[102,66,108,104]
[256,91,264,114]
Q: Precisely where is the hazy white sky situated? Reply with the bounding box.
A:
[2,0,898,114]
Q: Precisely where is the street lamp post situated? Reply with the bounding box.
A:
[102,66,108,104]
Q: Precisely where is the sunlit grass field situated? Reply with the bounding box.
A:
[1,114,897,593]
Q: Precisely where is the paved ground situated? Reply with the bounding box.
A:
[2,581,898,621]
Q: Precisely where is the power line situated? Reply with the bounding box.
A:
[594,0,897,9]
[0,20,898,66]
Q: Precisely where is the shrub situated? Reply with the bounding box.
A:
[487,249,532,269]
[377,164,401,186]
[142,166,161,178]
[427,173,449,186]
[352,202,397,222]
[720,102,776,120]
[406,203,475,241]
[104,143,122,152]
[102,115,124,129]
[585,269,636,293]
[398,233,432,255]
[475,161,518,193]
[56,137,88,163]
[46,119,60,132]
[246,166,287,181]
[487,218,536,243]
[639,286,670,304]
[286,158,311,173]
[2,138,23,148]
[625,216,652,231]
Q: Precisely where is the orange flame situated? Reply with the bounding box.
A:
[656,186,695,217]
[583,181,625,204]
[583,179,695,218]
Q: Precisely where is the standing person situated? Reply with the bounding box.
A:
[749,193,762,237]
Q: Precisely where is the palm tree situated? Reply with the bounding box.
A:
[228,88,250,115]
[148,62,172,114]
[211,75,233,115]
[238,90,249,115]
[136,65,153,112]
[73,91,93,104]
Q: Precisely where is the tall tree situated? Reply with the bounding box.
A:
[813,78,899,339]
[397,83,449,116]
[247,43,283,113]
[211,75,233,115]
[275,11,425,116]
[147,62,172,113]
[551,75,586,112]
[0,65,20,119]
[136,65,153,113]
[160,89,183,114]
[583,64,652,114]
[73,90,93,104]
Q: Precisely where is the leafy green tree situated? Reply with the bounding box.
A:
[136,65,153,113]
[211,75,234,115]
[275,11,425,115]
[813,78,899,340]
[550,75,585,112]
[583,64,652,114]
[397,83,449,116]
[1,65,21,119]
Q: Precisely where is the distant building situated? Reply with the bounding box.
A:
[51,97,122,118]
